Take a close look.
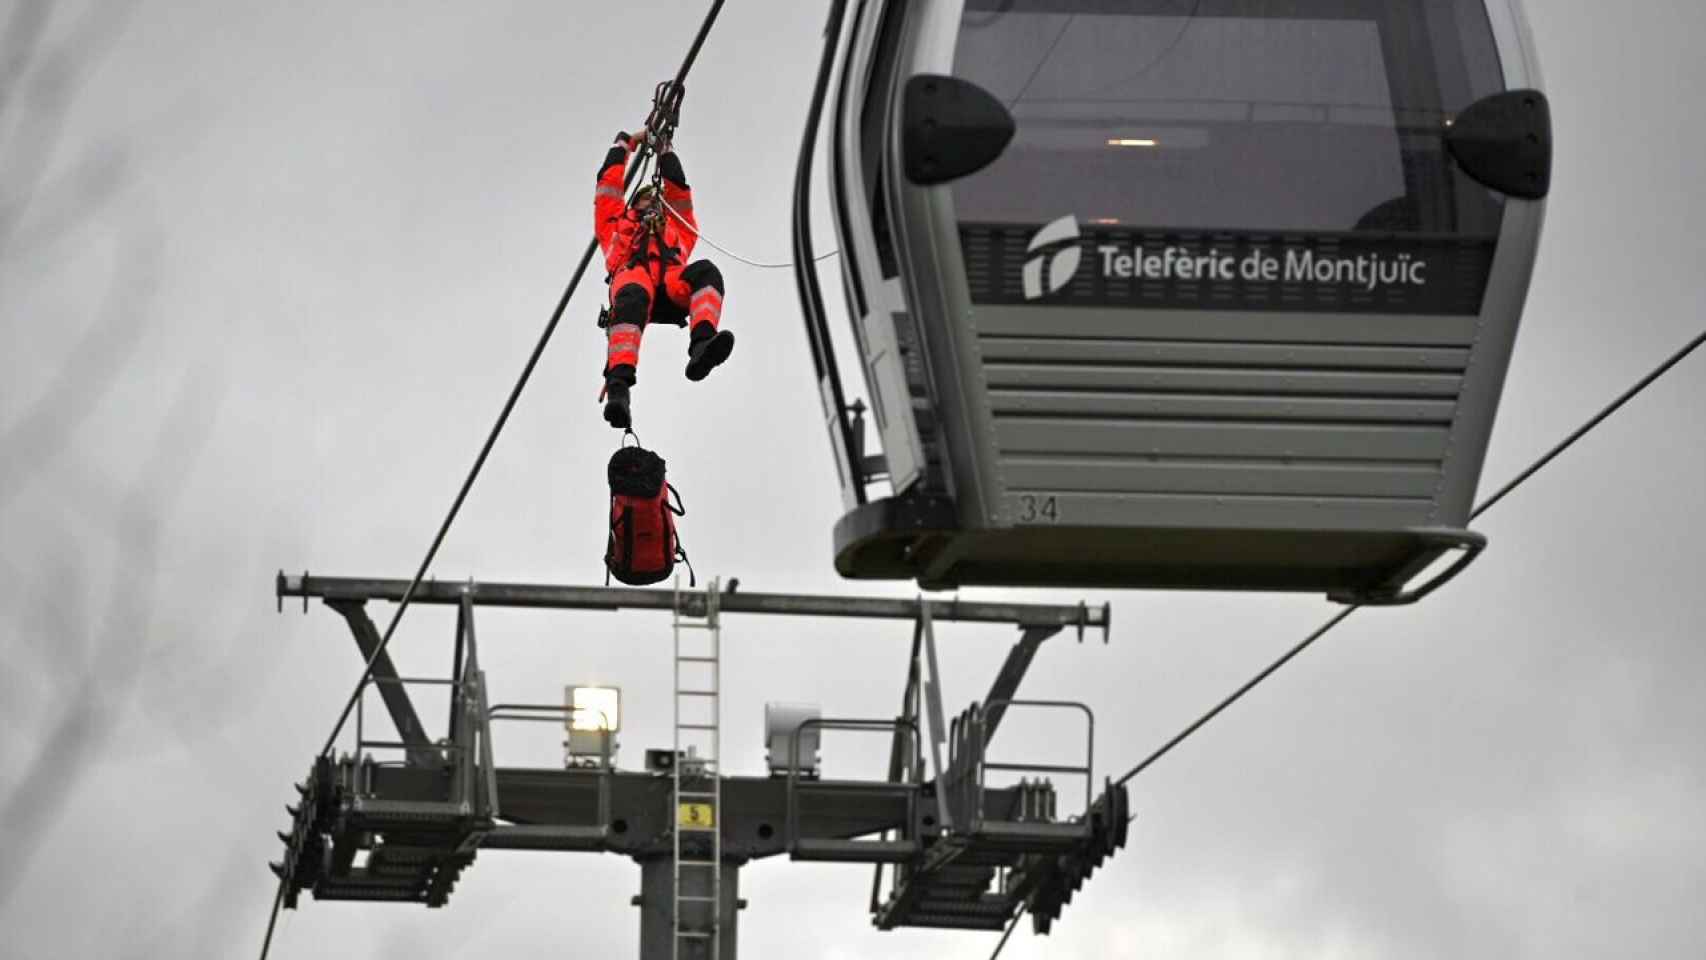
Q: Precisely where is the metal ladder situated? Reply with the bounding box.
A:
[672,577,721,959]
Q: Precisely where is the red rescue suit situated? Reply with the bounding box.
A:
[595,134,725,380]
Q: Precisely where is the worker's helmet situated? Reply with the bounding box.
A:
[631,185,659,209]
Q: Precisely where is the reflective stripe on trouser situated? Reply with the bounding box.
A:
[606,323,642,371]
[688,286,723,331]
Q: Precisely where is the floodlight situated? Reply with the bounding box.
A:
[564,685,621,766]
[567,685,621,732]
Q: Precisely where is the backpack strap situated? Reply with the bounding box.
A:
[667,485,690,585]
[604,493,617,586]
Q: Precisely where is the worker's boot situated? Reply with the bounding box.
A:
[684,324,735,382]
[603,366,635,430]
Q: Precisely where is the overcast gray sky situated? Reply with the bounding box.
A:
[3,1,1705,958]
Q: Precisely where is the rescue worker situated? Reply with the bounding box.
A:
[596,126,734,429]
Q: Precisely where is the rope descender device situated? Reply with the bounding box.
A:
[640,79,689,205]
[646,79,687,141]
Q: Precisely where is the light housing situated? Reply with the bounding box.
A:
[765,702,822,778]
[565,685,621,764]
[567,685,621,732]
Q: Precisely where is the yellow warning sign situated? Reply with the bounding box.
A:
[677,803,716,830]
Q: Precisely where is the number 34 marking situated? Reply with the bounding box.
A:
[1017,495,1060,524]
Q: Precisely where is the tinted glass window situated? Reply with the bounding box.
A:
[953,0,1506,236]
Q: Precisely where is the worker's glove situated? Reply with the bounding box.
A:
[657,150,687,188]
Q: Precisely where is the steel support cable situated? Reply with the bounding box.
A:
[256,5,728,958]
[314,0,725,763]
[1115,327,1706,788]
[257,885,286,960]
[1469,328,1706,520]
[990,905,1025,958]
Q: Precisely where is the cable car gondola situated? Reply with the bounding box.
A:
[795,0,1551,602]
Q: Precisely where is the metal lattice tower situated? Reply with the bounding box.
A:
[672,578,722,958]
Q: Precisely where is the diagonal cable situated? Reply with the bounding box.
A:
[314,140,643,762]
[1115,327,1706,787]
[1468,329,1706,521]
[990,905,1025,958]
[314,1,724,762]
[257,6,728,958]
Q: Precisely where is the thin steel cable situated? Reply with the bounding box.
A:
[1470,328,1706,521]
[313,1,724,760]
[1079,0,1204,101]
[1006,14,1074,109]
[1116,606,1358,785]
[257,883,285,960]
[1115,327,1706,787]
[258,6,728,958]
[660,194,838,269]
[990,905,1025,958]
[266,166,626,956]
[310,162,636,763]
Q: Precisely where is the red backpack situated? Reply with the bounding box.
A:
[605,440,692,586]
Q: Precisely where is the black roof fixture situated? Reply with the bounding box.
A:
[798,0,1551,603]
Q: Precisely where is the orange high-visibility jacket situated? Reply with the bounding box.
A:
[594,135,697,284]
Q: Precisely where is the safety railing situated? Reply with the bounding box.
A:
[948,699,1094,829]
[353,674,465,793]
[355,674,458,759]
[318,591,501,826]
[486,703,613,829]
[785,718,922,854]
[348,670,499,821]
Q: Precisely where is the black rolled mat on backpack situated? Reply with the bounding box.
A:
[608,444,666,499]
